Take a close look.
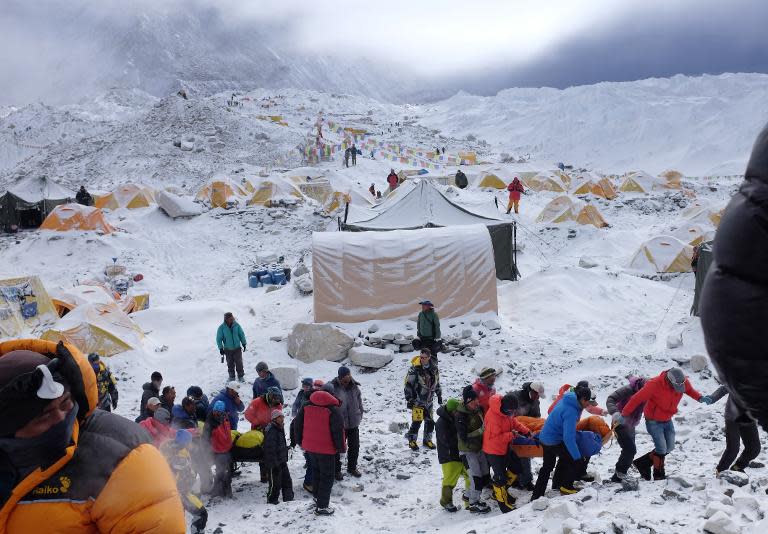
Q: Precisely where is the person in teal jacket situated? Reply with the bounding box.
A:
[532,387,593,500]
[216,312,247,381]
[416,300,441,357]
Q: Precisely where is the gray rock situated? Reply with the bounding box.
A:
[579,256,599,269]
[621,478,640,492]
[269,336,283,342]
[562,518,582,534]
[351,484,364,492]
[382,333,395,341]
[404,323,414,330]
[703,511,740,534]
[368,323,380,334]
[399,344,414,352]
[666,331,683,349]
[482,318,502,330]
[287,323,354,363]
[292,263,310,278]
[293,274,313,295]
[265,284,282,293]
[718,471,749,487]
[368,336,382,344]
[180,141,194,151]
[461,329,472,339]
[460,348,475,357]
[470,320,481,327]
[690,354,709,372]
[459,339,474,348]
[349,346,394,369]
[669,476,692,489]
[384,344,399,352]
[393,338,411,345]
[662,488,688,502]
[396,473,411,480]
[388,421,408,433]
[270,365,299,390]
[470,338,481,347]
[531,496,549,511]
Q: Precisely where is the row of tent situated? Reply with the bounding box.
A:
[476,169,683,198]
[0,276,145,355]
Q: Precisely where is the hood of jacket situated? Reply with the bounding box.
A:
[628,375,645,392]
[487,394,503,416]
[436,404,452,420]
[309,390,340,407]
[142,382,158,393]
[560,391,582,412]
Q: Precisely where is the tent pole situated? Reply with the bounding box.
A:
[512,222,518,281]
[343,202,349,224]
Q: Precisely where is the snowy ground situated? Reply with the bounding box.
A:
[2,79,767,533]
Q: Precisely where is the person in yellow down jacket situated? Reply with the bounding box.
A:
[0,339,185,533]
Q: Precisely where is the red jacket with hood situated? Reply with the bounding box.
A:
[296,390,346,455]
[622,370,702,422]
[472,378,496,413]
[482,394,530,455]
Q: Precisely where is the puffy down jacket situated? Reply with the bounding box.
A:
[701,123,768,431]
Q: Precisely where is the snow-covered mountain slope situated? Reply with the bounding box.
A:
[418,73,768,176]
[1,1,436,106]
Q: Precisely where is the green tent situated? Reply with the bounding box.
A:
[691,241,714,316]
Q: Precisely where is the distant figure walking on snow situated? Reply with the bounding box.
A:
[387,169,399,192]
[351,144,357,165]
[506,177,525,214]
[344,148,350,168]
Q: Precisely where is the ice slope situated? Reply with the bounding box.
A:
[418,73,768,176]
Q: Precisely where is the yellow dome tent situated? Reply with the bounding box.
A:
[536,196,608,228]
[670,222,709,246]
[525,171,567,192]
[40,204,115,234]
[195,178,247,209]
[571,173,617,200]
[94,184,155,210]
[0,276,58,338]
[246,178,304,207]
[42,302,145,356]
[323,192,352,215]
[659,170,684,189]
[683,201,723,228]
[618,171,666,193]
[629,236,694,273]
[478,171,507,189]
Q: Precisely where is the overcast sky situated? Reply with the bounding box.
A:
[1,0,767,103]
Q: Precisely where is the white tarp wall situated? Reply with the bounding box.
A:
[313,225,498,322]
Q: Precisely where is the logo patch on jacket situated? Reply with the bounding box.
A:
[31,476,72,497]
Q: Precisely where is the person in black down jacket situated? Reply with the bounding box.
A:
[704,385,761,475]
[435,399,469,512]
[701,122,768,432]
[262,409,293,504]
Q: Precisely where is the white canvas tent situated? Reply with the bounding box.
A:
[156,190,203,219]
[344,179,501,230]
[313,225,499,322]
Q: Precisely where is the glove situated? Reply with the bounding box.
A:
[700,396,713,405]
[219,349,225,356]
[112,401,118,410]
[437,394,443,405]
[242,346,247,352]
[407,400,414,409]
[612,413,624,426]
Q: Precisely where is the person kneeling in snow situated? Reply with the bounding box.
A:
[622,368,705,481]
[263,409,294,504]
[436,398,470,512]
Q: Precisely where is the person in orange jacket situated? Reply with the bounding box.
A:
[0,339,185,533]
[482,393,531,513]
[621,368,705,480]
[245,386,284,483]
[549,381,608,416]
[506,177,525,214]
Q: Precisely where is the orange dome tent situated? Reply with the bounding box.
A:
[40,204,115,234]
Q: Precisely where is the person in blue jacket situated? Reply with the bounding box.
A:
[209,381,245,430]
[532,386,594,500]
[216,312,247,381]
[253,361,282,398]
[172,397,199,430]
[187,386,209,421]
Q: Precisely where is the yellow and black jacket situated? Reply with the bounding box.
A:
[0,339,185,533]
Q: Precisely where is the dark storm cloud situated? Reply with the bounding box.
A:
[456,0,768,94]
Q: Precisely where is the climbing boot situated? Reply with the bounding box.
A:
[492,484,515,513]
[469,501,491,514]
[652,453,666,480]
[633,451,653,481]
[560,485,581,496]
[440,486,457,512]
[408,440,419,451]
[423,440,436,450]
[730,463,745,472]
[505,469,518,486]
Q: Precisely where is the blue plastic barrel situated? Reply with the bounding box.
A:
[259,273,273,285]
[248,275,260,288]
[271,271,287,285]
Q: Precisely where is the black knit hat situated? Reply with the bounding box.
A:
[462,384,478,404]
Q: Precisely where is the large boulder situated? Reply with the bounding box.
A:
[349,346,394,369]
[271,365,299,390]
[287,323,354,363]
